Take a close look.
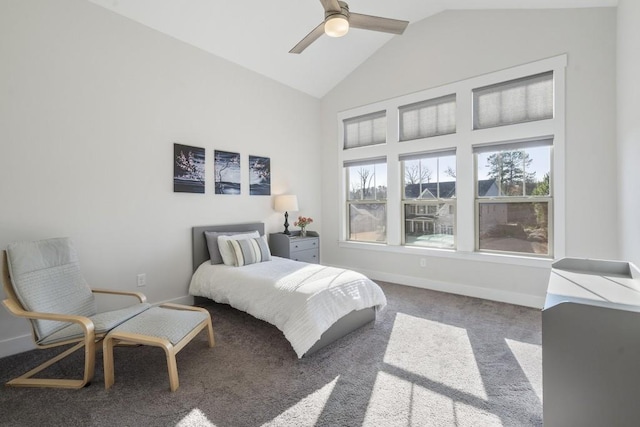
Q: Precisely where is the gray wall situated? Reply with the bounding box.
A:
[0,3,628,357]
[0,0,321,356]
[617,0,640,268]
[320,8,618,306]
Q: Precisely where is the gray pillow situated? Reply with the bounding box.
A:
[204,231,257,264]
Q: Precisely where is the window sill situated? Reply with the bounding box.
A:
[337,240,554,269]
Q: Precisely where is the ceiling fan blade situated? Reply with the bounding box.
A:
[319,0,341,13]
[350,13,409,35]
[289,22,325,54]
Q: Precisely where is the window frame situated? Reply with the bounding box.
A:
[336,54,566,267]
[474,198,553,257]
[473,139,553,257]
[344,158,388,244]
[472,71,554,130]
[399,94,457,141]
[400,150,457,249]
[343,110,387,150]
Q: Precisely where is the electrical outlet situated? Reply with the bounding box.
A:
[137,273,146,287]
[420,258,426,268]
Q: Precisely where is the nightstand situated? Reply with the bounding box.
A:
[269,232,319,264]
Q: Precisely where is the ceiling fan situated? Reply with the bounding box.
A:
[289,0,409,54]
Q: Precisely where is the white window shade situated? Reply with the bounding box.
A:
[473,71,553,130]
[399,149,457,162]
[473,137,553,154]
[343,156,387,168]
[343,111,387,149]
[399,94,456,141]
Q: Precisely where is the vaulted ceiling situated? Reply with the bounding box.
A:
[88,0,616,98]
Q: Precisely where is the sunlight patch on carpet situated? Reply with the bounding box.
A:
[176,408,216,427]
[261,376,340,427]
[505,338,543,401]
[384,313,488,400]
[363,371,503,426]
[454,401,504,426]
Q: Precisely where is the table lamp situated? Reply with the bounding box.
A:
[274,195,299,235]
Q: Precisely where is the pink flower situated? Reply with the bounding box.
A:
[294,216,313,228]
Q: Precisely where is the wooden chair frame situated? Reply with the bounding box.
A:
[1,250,146,389]
[104,303,214,392]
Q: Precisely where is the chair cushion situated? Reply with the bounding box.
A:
[109,306,209,346]
[39,302,152,345]
[6,238,97,340]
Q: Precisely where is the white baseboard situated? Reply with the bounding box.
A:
[328,264,546,309]
[157,294,194,306]
[0,334,36,359]
[0,294,196,358]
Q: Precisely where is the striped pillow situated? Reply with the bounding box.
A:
[228,236,272,267]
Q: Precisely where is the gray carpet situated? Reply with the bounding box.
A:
[0,282,542,426]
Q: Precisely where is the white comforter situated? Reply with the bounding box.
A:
[188,257,387,358]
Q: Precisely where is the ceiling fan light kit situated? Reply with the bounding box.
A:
[325,15,349,37]
[324,2,350,37]
[289,0,409,54]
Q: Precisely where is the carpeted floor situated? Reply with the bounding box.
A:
[0,282,542,426]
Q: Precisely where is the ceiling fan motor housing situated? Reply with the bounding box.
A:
[325,1,350,21]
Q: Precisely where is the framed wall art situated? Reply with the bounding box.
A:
[214,150,241,195]
[249,155,271,195]
[173,143,205,193]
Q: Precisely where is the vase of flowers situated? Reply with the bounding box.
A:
[294,216,313,237]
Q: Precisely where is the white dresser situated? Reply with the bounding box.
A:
[543,257,640,426]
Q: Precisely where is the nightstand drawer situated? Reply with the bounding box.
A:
[291,248,319,263]
[290,238,318,252]
[269,233,320,264]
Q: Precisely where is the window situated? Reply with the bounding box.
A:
[473,72,553,130]
[399,94,456,141]
[345,158,387,243]
[338,55,565,262]
[343,111,387,149]
[401,151,456,249]
[475,139,552,256]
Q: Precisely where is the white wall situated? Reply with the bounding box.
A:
[320,8,617,307]
[617,0,640,268]
[0,0,321,357]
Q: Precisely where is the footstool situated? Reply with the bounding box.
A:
[103,303,214,391]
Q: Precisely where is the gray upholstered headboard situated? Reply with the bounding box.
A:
[191,223,265,272]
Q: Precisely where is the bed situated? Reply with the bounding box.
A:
[189,223,387,357]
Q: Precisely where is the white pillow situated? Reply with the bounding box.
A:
[218,231,260,266]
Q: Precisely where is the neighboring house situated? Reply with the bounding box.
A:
[404,181,456,199]
[477,179,499,197]
[404,179,498,200]
[404,180,498,236]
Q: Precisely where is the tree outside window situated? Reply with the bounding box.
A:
[476,143,552,255]
[346,162,387,243]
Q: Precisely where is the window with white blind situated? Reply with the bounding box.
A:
[401,150,457,249]
[475,138,552,256]
[473,71,553,130]
[399,94,456,141]
[343,111,387,149]
[345,158,387,243]
[337,55,565,263]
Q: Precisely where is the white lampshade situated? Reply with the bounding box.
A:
[274,194,299,213]
[324,15,349,37]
